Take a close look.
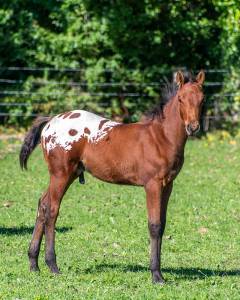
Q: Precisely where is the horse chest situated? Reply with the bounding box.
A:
[163,155,184,186]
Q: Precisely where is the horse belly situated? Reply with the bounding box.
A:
[82,146,141,185]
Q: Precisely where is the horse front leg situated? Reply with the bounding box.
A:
[145,179,173,284]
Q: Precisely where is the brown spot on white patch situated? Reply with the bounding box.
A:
[63,111,72,119]
[69,129,78,136]
[51,136,56,143]
[69,112,81,119]
[45,135,51,148]
[84,127,91,135]
[46,135,51,143]
[98,119,108,130]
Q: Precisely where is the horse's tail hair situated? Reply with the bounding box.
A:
[19,116,51,170]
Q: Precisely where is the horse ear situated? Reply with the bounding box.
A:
[196,70,205,86]
[175,71,184,88]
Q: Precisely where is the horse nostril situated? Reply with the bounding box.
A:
[191,122,200,132]
[186,122,200,136]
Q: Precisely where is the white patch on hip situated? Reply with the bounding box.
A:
[42,110,120,153]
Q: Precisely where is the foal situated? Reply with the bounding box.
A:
[20,70,205,284]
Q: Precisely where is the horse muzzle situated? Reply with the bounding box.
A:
[186,121,200,136]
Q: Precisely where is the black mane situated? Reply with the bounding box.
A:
[145,72,195,120]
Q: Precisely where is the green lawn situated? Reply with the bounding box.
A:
[0,136,239,299]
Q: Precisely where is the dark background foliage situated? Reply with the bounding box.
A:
[0,0,239,128]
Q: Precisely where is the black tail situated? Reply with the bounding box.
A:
[19,116,51,170]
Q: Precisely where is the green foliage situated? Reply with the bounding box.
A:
[220,68,240,112]
[214,0,240,66]
[0,1,239,126]
[212,2,240,129]
[0,138,239,298]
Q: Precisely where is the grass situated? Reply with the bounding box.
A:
[0,135,239,299]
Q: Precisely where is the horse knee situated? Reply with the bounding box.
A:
[148,222,165,239]
[148,223,161,238]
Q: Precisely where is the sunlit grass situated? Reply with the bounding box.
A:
[0,137,239,299]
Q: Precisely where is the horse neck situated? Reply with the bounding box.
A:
[156,95,187,154]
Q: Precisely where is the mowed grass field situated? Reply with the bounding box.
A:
[0,135,239,299]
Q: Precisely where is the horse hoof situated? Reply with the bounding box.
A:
[30,265,40,272]
[50,266,60,274]
[153,278,165,285]
[152,273,165,285]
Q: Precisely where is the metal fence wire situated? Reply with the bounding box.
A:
[0,67,238,131]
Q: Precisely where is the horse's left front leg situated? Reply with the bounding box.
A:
[145,179,173,284]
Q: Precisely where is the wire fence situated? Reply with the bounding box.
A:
[0,67,238,131]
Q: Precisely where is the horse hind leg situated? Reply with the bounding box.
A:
[29,171,74,273]
[44,173,74,273]
[28,189,49,272]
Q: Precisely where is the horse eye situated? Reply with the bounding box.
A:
[178,96,183,103]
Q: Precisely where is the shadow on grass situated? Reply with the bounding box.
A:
[0,226,72,235]
[83,263,240,279]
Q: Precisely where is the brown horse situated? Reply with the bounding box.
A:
[19,70,205,284]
